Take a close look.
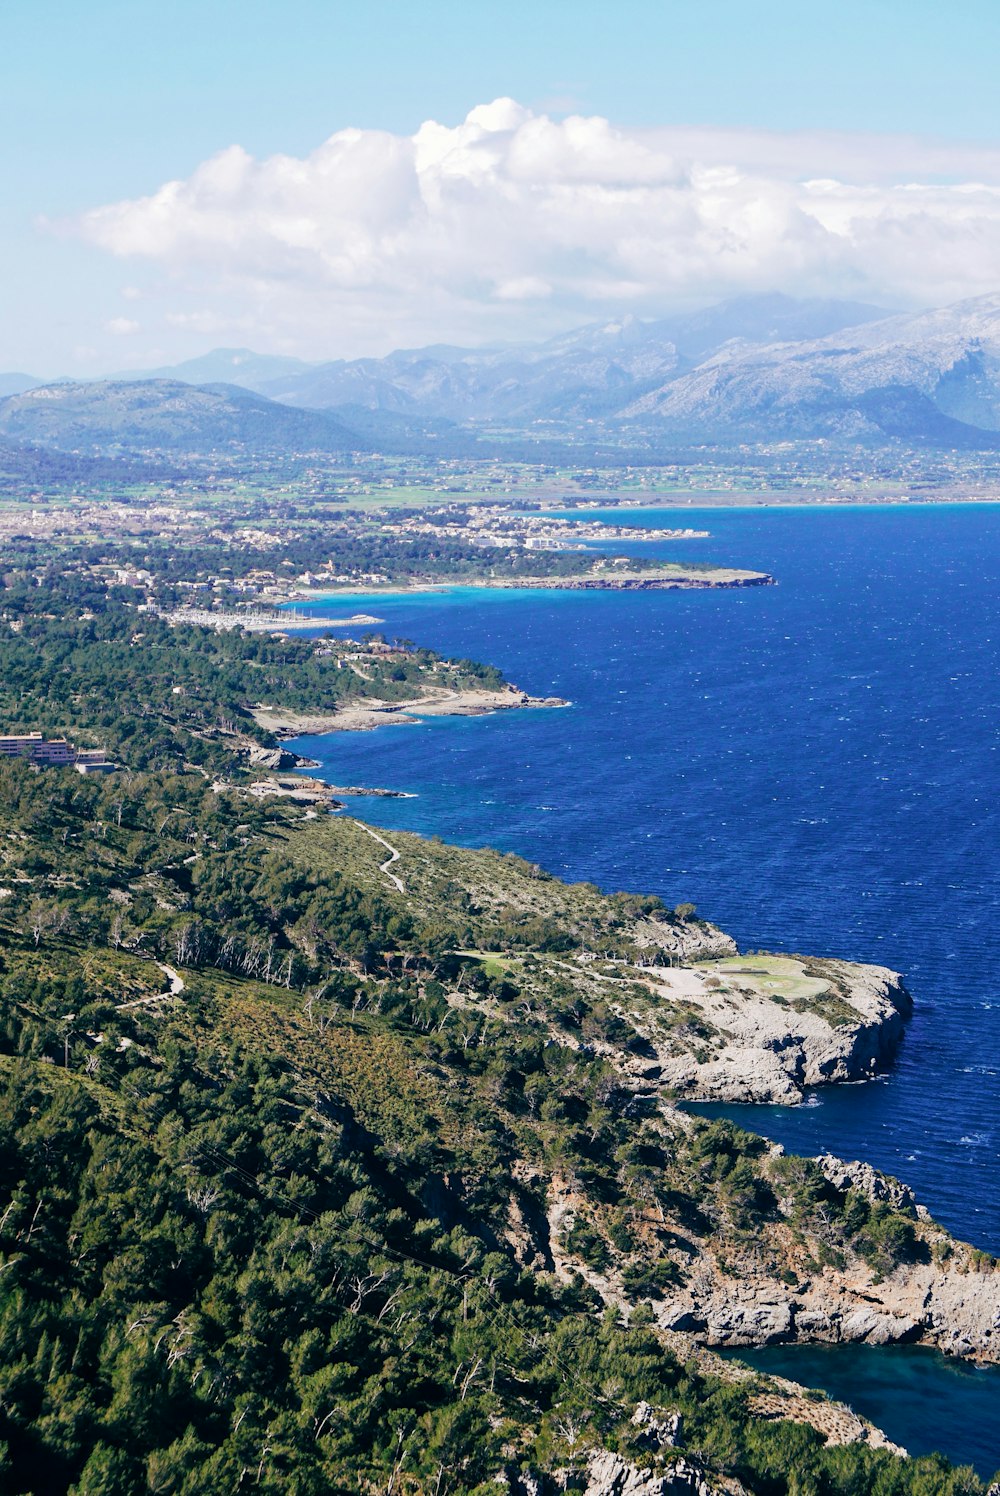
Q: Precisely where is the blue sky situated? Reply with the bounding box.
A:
[6,0,1000,372]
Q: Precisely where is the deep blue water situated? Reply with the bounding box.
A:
[284,503,1000,1472]
[719,1343,1000,1476]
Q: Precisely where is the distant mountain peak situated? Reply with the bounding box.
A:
[12,290,1000,454]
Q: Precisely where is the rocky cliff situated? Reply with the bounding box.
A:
[604,953,911,1104]
[537,1145,1000,1366]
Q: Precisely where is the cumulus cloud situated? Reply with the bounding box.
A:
[69,101,1000,356]
[106,316,140,335]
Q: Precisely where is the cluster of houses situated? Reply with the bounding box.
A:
[0,733,116,775]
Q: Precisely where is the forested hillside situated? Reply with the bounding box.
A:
[0,598,503,773]
[0,546,994,1493]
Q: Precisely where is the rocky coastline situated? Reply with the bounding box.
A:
[655,1164,1000,1365]
[281,566,775,603]
[479,570,775,591]
[626,955,913,1105]
[247,681,996,1447]
[252,684,570,737]
[538,1139,1000,1367]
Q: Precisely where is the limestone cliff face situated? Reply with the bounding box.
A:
[618,955,911,1104]
[659,1238,1000,1362]
[538,1150,1000,1365]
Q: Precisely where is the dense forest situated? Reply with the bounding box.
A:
[0,534,995,1493]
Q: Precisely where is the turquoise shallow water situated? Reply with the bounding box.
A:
[283,502,1000,1472]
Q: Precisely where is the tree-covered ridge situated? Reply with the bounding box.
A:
[0,592,503,773]
[0,761,994,1494]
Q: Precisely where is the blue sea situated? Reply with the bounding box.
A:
[285,502,1000,1472]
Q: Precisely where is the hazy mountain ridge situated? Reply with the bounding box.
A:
[13,292,1000,451]
[0,373,42,399]
[0,378,359,457]
[112,346,315,387]
[250,294,888,422]
[622,294,1000,441]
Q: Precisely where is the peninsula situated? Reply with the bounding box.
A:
[253,681,569,736]
[283,562,773,598]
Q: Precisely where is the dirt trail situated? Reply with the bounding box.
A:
[117,962,186,1010]
[355,821,405,893]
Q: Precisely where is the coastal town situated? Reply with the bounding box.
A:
[0,489,748,618]
[365,504,708,549]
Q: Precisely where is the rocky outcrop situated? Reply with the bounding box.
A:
[546,1141,1000,1366]
[816,1155,923,1216]
[655,1223,1000,1363]
[624,955,912,1104]
[629,915,737,964]
[739,1375,906,1455]
[246,774,343,806]
[247,744,302,771]
[500,1458,741,1496]
[584,1451,734,1496]
[498,1405,746,1496]
[630,1403,683,1451]
[253,687,570,737]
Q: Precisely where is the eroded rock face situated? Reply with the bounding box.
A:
[501,1458,738,1496]
[584,1451,738,1496]
[816,1155,919,1214]
[247,744,303,770]
[630,916,737,965]
[655,1239,1000,1363]
[625,957,912,1104]
[631,1402,682,1451]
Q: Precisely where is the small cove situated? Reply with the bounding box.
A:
[718,1343,1000,1477]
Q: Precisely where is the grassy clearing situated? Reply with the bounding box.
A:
[707,955,830,1003]
[699,954,865,1024]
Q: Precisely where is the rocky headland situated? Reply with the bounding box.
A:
[622,953,912,1104]
[475,568,775,591]
[294,817,997,1375]
[284,565,775,603]
[252,683,570,736]
[536,1140,1000,1367]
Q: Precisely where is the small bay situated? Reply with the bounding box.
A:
[718,1343,1000,1477]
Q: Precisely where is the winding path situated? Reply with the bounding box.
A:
[355,821,405,893]
[117,962,186,1010]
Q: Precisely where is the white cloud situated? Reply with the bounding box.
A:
[68,101,1000,357]
[106,316,140,335]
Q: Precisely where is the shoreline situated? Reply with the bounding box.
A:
[278,567,774,603]
[529,494,1000,510]
[253,685,571,737]
[292,816,1000,1377]
[164,606,386,632]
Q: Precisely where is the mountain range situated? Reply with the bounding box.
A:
[10,291,1000,453]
